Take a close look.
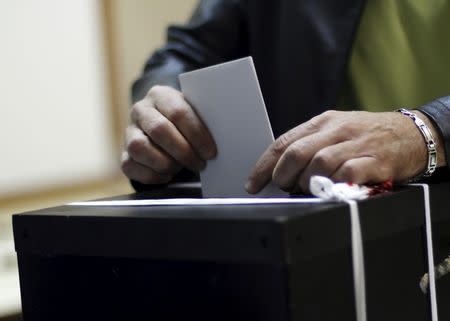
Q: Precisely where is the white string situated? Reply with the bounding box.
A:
[309,176,367,320]
[346,200,367,321]
[410,184,439,321]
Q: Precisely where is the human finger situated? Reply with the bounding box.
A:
[331,156,392,185]
[125,125,181,175]
[245,113,329,194]
[121,151,173,184]
[296,140,365,192]
[271,131,345,191]
[150,86,217,160]
[131,100,205,172]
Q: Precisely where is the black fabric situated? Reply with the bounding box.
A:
[130,0,450,191]
[418,96,450,168]
[130,168,199,192]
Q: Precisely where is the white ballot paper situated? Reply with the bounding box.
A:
[179,57,286,197]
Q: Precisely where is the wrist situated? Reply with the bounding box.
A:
[415,110,446,168]
[396,108,444,181]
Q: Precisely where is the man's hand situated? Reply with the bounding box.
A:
[121,85,217,184]
[246,110,444,194]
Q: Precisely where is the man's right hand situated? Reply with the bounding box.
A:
[121,85,217,184]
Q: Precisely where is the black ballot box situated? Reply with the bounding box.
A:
[12,183,450,321]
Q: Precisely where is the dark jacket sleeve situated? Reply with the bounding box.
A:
[418,95,450,180]
[131,0,248,101]
[130,0,248,191]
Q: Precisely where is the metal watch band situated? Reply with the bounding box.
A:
[397,108,437,178]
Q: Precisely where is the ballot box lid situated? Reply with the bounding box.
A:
[13,185,426,264]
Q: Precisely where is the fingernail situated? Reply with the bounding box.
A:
[245,180,256,194]
[200,147,217,160]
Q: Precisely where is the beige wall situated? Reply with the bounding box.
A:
[0,0,197,200]
[106,0,197,149]
[0,0,115,198]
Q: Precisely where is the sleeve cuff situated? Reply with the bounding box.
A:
[418,95,450,172]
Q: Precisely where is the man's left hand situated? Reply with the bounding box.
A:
[245,110,443,194]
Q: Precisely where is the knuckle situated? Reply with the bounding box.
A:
[322,109,339,118]
[335,122,356,138]
[340,163,358,182]
[146,119,169,138]
[120,157,134,176]
[120,153,173,185]
[311,150,332,170]
[304,120,320,132]
[127,137,147,157]
[130,101,145,122]
[284,145,305,163]
[147,85,164,98]
[300,116,322,133]
[273,134,291,155]
[315,110,340,125]
[166,100,189,123]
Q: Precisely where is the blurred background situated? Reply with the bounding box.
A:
[0,0,197,319]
